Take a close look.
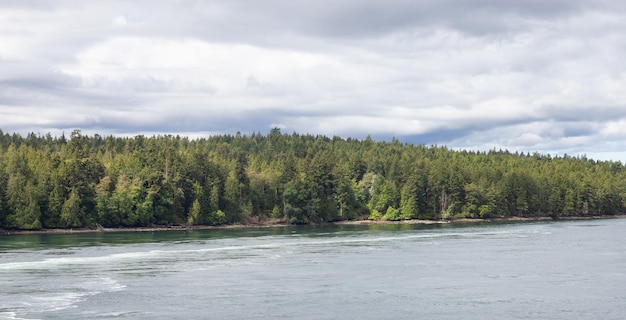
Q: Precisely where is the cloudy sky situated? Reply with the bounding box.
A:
[2,0,626,161]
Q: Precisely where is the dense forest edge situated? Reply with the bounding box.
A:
[0,128,625,231]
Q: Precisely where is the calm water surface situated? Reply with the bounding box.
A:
[1,219,625,319]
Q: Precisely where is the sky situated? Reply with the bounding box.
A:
[1,0,626,162]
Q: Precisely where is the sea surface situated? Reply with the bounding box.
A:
[1,218,625,319]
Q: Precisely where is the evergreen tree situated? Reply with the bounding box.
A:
[1,128,626,229]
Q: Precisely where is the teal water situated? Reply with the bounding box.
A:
[1,219,625,319]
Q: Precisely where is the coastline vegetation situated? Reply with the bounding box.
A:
[0,128,625,231]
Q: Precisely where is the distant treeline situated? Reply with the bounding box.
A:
[0,128,624,230]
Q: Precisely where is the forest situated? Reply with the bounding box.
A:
[0,128,625,230]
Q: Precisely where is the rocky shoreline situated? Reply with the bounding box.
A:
[1,215,624,236]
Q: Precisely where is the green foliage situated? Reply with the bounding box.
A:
[211,209,227,225]
[61,188,83,227]
[1,128,626,230]
[441,203,456,220]
[383,206,402,221]
[187,199,201,225]
[368,209,383,220]
[5,175,42,230]
[95,176,119,227]
[271,204,282,219]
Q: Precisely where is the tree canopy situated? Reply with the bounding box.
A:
[0,129,624,230]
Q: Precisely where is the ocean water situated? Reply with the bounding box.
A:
[1,219,625,319]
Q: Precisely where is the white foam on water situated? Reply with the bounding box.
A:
[31,292,90,312]
[96,277,126,292]
[75,276,126,294]
[0,227,532,273]
[0,250,165,271]
[84,311,148,318]
[0,311,40,320]
[178,229,527,255]
[0,276,126,318]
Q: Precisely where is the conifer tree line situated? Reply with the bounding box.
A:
[0,128,624,230]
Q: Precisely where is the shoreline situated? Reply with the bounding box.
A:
[1,214,624,236]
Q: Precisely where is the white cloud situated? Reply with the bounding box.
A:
[601,120,626,137]
[112,15,128,26]
[287,115,436,137]
[61,37,345,96]
[2,0,626,161]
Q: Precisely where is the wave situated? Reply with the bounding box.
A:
[0,228,530,271]
[86,311,148,318]
[0,311,39,320]
[0,276,125,319]
[0,252,155,271]
[31,292,89,312]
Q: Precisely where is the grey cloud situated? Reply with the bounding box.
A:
[91,0,599,47]
[219,0,585,37]
[540,106,626,123]
[0,68,79,92]
[0,0,55,10]
[401,128,479,146]
[66,108,279,136]
[2,0,626,161]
